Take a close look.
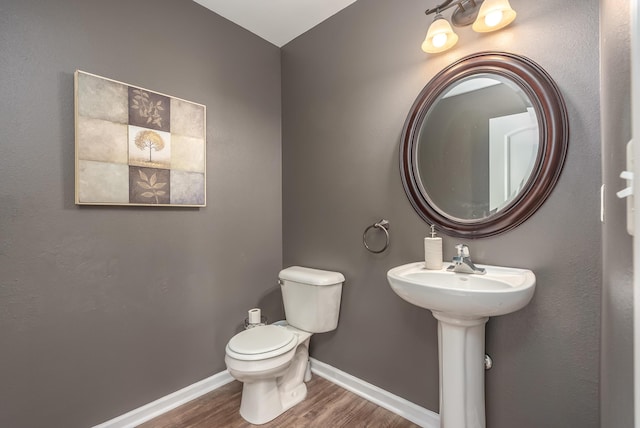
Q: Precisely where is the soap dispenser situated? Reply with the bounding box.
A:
[424,225,443,270]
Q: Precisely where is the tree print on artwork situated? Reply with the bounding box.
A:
[134,129,165,162]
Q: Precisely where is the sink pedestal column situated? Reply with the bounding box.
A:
[432,312,489,428]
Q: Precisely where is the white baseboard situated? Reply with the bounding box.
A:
[92,370,234,428]
[93,359,439,428]
[310,358,440,428]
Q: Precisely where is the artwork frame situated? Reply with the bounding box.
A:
[74,70,206,207]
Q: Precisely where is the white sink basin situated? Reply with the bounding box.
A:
[387,262,535,318]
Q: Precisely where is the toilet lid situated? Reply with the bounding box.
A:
[228,325,296,356]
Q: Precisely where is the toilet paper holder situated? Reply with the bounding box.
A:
[245,308,268,329]
[244,317,267,329]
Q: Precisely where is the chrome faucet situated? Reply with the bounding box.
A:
[447,244,486,275]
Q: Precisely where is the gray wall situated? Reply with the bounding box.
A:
[282,1,601,427]
[600,0,634,426]
[0,1,282,427]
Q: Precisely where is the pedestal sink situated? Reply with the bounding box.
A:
[387,262,535,428]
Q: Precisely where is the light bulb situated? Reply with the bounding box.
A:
[472,0,516,33]
[432,33,448,48]
[422,14,458,53]
[484,10,503,27]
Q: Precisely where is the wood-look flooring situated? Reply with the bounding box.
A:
[139,376,421,428]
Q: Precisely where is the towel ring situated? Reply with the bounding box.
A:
[363,219,390,254]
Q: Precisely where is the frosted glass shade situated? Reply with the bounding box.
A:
[472,0,517,32]
[422,16,459,54]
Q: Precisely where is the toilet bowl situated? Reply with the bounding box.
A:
[224,266,345,425]
[225,324,312,424]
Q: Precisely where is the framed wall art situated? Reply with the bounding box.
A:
[74,70,206,207]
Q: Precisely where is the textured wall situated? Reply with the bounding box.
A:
[282,0,601,426]
[600,0,633,426]
[0,1,282,426]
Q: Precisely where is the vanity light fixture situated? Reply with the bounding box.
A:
[421,0,516,54]
[422,13,459,53]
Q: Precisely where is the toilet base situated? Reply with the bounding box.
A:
[239,375,308,425]
[280,382,308,414]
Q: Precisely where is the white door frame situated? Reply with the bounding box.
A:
[632,0,640,425]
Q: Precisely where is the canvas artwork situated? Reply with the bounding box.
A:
[74,70,206,206]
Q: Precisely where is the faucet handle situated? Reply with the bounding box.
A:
[455,244,470,257]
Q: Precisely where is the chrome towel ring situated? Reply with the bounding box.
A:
[363,219,390,254]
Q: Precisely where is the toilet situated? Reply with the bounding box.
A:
[224,266,345,425]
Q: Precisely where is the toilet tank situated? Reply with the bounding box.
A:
[279,266,345,333]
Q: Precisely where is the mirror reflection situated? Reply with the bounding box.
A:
[416,73,539,221]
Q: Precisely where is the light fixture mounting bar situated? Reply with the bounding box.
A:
[424,0,456,15]
[425,0,483,27]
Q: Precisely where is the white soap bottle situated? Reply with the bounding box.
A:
[424,225,443,270]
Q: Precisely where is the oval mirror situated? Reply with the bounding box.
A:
[401,52,568,238]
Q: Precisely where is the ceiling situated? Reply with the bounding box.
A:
[193,0,359,47]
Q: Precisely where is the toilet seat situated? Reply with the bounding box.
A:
[227,325,297,361]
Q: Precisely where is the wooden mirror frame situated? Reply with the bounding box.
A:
[400,51,569,238]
